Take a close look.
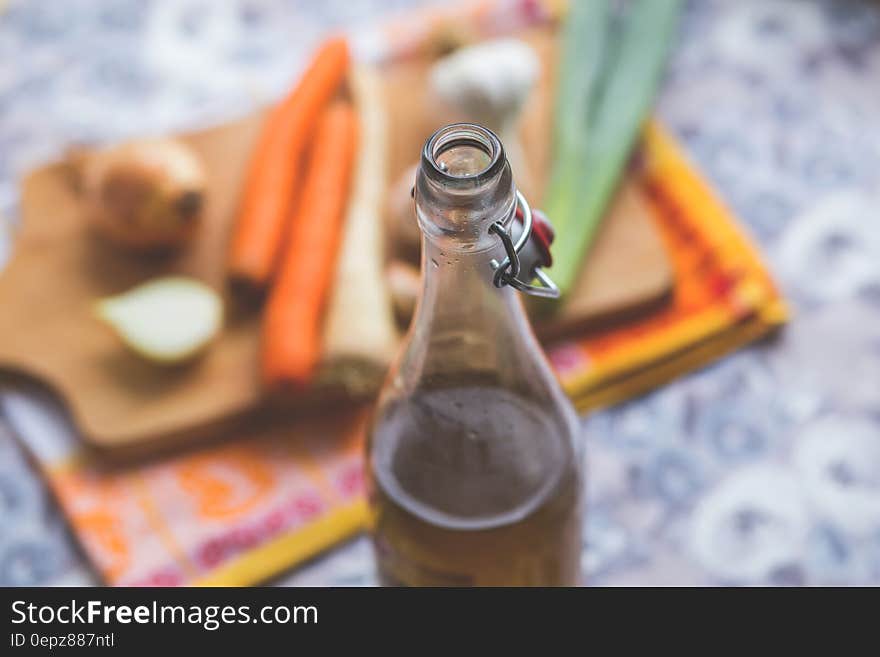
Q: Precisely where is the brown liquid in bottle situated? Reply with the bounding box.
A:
[367,382,582,586]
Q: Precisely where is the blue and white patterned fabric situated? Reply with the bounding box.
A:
[0,0,878,586]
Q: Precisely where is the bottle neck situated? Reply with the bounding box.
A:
[399,232,542,391]
[394,122,552,393]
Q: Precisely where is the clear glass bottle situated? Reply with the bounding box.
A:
[366,124,584,586]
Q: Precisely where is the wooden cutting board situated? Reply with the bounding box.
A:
[0,27,671,453]
[0,114,266,452]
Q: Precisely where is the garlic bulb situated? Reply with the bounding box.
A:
[430,38,539,191]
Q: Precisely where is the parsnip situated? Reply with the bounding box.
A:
[318,65,399,396]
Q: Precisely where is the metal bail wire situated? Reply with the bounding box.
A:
[488,191,560,299]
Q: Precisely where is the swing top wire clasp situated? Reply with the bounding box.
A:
[488,191,560,299]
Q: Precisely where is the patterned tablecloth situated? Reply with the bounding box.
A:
[1,0,878,586]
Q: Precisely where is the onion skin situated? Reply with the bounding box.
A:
[386,260,421,328]
[386,163,422,263]
[79,138,206,251]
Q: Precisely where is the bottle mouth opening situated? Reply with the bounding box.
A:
[423,123,505,186]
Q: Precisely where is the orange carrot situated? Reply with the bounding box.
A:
[228,37,349,289]
[261,101,359,390]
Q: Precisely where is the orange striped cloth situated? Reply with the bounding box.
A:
[28,410,368,586]
[553,122,787,411]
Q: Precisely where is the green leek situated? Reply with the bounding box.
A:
[543,0,684,300]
